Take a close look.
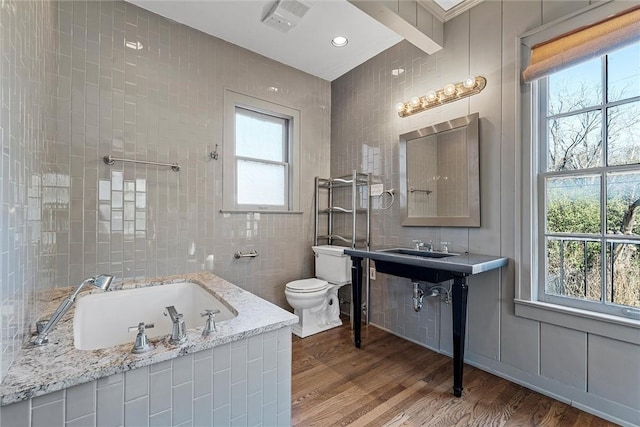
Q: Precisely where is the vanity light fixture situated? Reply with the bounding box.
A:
[395,76,487,117]
[331,36,348,47]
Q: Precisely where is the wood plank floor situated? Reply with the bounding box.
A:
[291,320,618,427]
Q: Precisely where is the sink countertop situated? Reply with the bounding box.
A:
[344,248,509,275]
[0,272,298,406]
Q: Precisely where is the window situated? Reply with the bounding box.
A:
[536,41,640,317]
[222,90,300,212]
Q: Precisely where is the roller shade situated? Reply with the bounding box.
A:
[523,5,640,83]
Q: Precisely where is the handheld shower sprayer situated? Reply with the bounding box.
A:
[31,274,114,346]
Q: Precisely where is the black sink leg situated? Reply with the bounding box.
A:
[351,257,363,348]
[451,275,468,397]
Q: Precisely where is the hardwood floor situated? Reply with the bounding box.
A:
[291,320,617,427]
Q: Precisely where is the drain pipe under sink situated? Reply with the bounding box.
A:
[412,281,424,312]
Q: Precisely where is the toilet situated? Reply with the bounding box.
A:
[285,245,351,338]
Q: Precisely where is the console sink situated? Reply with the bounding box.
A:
[376,248,458,258]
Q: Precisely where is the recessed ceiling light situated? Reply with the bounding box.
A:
[331,36,348,48]
[391,68,405,76]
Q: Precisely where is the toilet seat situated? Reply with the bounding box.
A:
[286,278,327,293]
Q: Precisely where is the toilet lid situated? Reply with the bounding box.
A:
[286,278,328,293]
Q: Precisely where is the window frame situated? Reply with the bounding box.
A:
[222,90,301,213]
[535,58,640,316]
[515,1,640,342]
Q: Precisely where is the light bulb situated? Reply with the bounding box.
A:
[395,102,406,113]
[409,96,421,108]
[426,91,437,102]
[443,83,456,96]
[463,76,476,89]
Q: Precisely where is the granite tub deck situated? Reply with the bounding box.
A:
[0,272,298,406]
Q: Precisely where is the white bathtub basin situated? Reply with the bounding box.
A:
[73,281,237,350]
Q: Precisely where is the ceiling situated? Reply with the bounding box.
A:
[127,0,478,82]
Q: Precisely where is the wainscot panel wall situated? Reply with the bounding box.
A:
[330,1,640,425]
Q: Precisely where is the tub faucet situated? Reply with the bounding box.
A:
[31,274,114,346]
[165,306,187,345]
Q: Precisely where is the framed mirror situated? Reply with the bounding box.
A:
[400,113,480,227]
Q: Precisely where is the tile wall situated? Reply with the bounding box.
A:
[0,0,58,379]
[0,327,293,426]
[1,0,330,379]
[48,0,330,305]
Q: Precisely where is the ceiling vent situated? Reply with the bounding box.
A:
[262,0,311,33]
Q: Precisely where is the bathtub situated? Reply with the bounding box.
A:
[0,272,298,425]
[73,281,237,350]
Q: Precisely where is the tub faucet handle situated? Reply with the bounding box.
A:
[201,309,220,337]
[128,322,154,354]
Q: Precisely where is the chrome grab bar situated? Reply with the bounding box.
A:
[103,155,180,172]
[409,187,432,194]
[234,250,258,259]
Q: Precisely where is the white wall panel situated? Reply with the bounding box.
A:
[540,323,587,390]
[588,334,640,409]
[498,0,543,375]
[542,0,590,24]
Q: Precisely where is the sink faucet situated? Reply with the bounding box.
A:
[165,306,187,345]
[31,274,114,346]
[426,240,434,252]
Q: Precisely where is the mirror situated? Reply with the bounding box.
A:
[400,113,480,227]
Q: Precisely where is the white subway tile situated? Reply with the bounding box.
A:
[124,396,149,427]
[212,405,230,427]
[33,400,64,427]
[193,394,212,427]
[148,409,171,427]
[212,369,230,410]
[193,357,213,398]
[230,341,247,385]
[230,380,247,420]
[262,401,277,427]
[262,369,277,405]
[96,381,124,427]
[33,390,64,407]
[125,366,149,402]
[247,358,262,396]
[65,380,96,421]
[213,342,230,373]
[247,334,262,361]
[247,391,262,427]
[276,379,290,415]
[171,382,193,426]
[172,353,193,386]
[0,399,31,426]
[149,370,172,415]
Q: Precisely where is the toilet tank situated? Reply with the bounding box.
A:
[312,245,352,285]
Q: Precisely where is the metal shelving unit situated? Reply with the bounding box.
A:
[314,170,371,325]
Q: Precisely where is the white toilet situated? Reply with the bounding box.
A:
[285,245,351,338]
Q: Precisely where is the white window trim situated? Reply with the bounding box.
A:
[515,0,640,344]
[221,89,302,213]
